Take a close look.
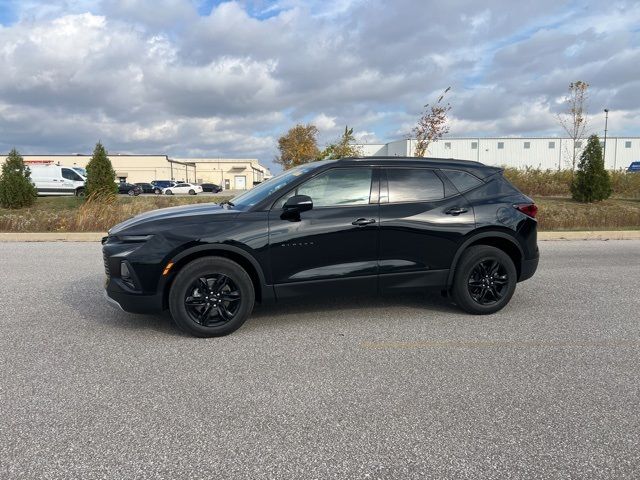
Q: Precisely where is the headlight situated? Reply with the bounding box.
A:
[118,235,154,242]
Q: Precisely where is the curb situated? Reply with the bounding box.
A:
[1,231,639,242]
[0,232,105,242]
[538,231,640,241]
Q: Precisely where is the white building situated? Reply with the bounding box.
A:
[357,137,640,170]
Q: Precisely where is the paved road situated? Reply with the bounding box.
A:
[1,241,639,479]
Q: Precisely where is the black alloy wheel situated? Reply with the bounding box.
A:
[467,259,509,305]
[451,245,517,315]
[169,257,255,337]
[128,189,135,196]
[184,274,241,327]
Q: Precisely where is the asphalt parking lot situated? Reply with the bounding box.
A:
[1,240,639,479]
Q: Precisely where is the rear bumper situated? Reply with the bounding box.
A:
[519,254,539,282]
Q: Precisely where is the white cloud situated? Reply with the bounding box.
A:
[0,0,638,172]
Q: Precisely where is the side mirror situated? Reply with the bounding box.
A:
[283,195,313,214]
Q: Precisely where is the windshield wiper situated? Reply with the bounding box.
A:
[219,200,235,207]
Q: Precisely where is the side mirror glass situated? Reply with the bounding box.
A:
[282,195,313,214]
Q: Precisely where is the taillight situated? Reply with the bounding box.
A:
[514,203,538,219]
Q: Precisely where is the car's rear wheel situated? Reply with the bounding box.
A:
[169,257,255,337]
[154,188,162,195]
[165,189,173,195]
[451,245,517,314]
[128,189,135,196]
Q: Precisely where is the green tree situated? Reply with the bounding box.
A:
[320,126,363,159]
[570,134,612,202]
[0,149,37,209]
[275,124,321,170]
[85,142,117,199]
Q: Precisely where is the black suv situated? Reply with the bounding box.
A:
[103,157,539,337]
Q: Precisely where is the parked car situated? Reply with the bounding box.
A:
[627,161,640,172]
[117,182,142,196]
[163,183,203,195]
[201,183,223,193]
[103,157,539,337]
[135,182,155,194]
[150,180,176,194]
[29,164,85,196]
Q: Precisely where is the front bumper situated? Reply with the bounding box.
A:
[104,281,164,314]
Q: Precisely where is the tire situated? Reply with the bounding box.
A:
[165,190,173,195]
[154,188,162,195]
[169,257,255,337]
[128,189,135,196]
[189,189,196,195]
[75,188,85,197]
[451,245,517,315]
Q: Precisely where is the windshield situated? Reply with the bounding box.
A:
[230,162,327,208]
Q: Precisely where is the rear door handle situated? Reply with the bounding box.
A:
[445,207,468,215]
[352,218,376,226]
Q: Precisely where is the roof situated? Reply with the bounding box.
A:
[330,156,500,178]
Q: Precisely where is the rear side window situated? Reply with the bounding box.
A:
[386,168,444,203]
[442,169,483,192]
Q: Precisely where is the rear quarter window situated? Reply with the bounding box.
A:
[442,169,483,193]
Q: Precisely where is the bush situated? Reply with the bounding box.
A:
[570,134,612,202]
[0,149,37,209]
[85,142,117,199]
[502,167,639,198]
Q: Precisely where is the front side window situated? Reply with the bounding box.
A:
[62,168,83,181]
[386,168,444,203]
[276,168,373,208]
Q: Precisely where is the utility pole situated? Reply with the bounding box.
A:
[603,109,609,167]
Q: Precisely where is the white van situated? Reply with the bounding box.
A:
[29,165,86,196]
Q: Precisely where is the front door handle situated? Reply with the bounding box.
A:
[352,218,376,226]
[445,207,468,215]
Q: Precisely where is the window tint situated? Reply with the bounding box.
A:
[61,168,82,181]
[277,168,373,208]
[443,169,483,192]
[176,184,188,187]
[386,169,444,203]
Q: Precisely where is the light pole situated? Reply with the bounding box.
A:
[603,108,609,167]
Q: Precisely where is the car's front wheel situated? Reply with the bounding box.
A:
[169,257,255,337]
[128,189,135,196]
[154,188,162,195]
[189,189,196,195]
[451,245,517,315]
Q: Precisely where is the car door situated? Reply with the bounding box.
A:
[174,183,188,194]
[378,167,475,292]
[61,168,82,195]
[268,167,379,298]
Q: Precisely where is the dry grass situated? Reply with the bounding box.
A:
[1,193,639,233]
[504,167,640,198]
[536,197,640,231]
[0,195,231,232]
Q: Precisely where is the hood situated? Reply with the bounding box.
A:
[109,202,236,235]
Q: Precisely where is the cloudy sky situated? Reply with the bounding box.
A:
[0,0,638,170]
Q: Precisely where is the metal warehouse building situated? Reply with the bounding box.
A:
[358,137,640,170]
[5,155,272,190]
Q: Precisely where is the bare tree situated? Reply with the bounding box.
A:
[556,81,589,171]
[413,87,452,157]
